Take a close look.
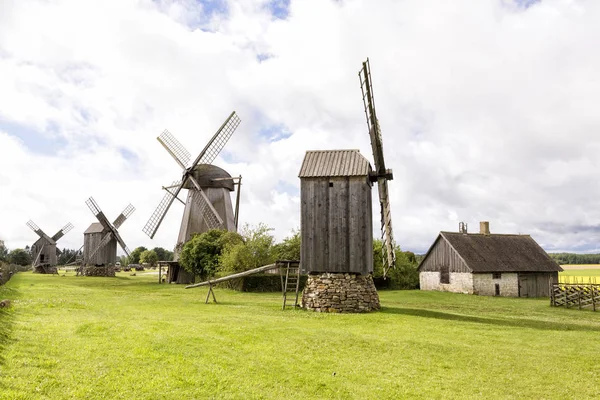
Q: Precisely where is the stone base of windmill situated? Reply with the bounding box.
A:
[33,266,58,274]
[302,273,380,313]
[82,266,115,277]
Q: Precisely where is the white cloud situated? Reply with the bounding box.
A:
[1,0,600,256]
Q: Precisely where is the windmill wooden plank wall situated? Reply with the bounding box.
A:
[300,150,373,275]
[84,223,118,265]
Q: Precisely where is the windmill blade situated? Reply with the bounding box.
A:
[26,220,56,245]
[157,129,192,170]
[189,111,240,169]
[142,180,185,239]
[111,228,131,257]
[359,58,387,176]
[113,204,136,229]
[85,197,112,230]
[187,175,224,228]
[86,231,113,263]
[52,222,74,242]
[56,247,63,256]
[378,179,396,278]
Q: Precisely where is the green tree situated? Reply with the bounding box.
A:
[152,247,174,262]
[119,255,130,267]
[373,239,419,289]
[219,223,275,275]
[272,230,301,261]
[129,246,147,264]
[179,230,243,279]
[139,250,159,268]
[0,240,8,262]
[8,248,31,266]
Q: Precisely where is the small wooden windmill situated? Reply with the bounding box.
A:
[300,58,396,313]
[143,111,242,283]
[82,197,135,276]
[26,220,74,274]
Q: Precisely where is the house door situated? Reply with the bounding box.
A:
[519,275,528,297]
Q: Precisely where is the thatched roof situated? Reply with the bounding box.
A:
[298,150,371,178]
[423,232,563,273]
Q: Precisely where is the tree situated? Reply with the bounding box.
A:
[152,247,174,262]
[179,229,243,279]
[8,248,31,266]
[0,240,8,262]
[139,250,159,268]
[119,255,130,267]
[272,230,301,261]
[128,246,147,264]
[372,239,419,289]
[57,248,82,265]
[219,223,275,275]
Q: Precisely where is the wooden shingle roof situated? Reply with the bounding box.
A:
[431,232,563,273]
[298,150,371,178]
[84,222,105,235]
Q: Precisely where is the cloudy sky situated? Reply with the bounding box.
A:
[1,0,599,255]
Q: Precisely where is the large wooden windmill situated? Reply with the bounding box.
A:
[26,220,74,274]
[82,197,135,276]
[300,58,396,313]
[143,112,242,283]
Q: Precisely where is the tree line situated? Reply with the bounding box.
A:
[176,224,420,289]
[548,253,600,265]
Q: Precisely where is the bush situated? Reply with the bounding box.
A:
[8,249,31,266]
[373,240,419,290]
[218,224,275,275]
[179,230,243,279]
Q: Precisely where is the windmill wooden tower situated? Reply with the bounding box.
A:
[143,111,242,284]
[82,197,135,276]
[300,58,396,313]
[26,220,74,274]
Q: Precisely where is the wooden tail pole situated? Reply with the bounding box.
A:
[205,281,217,304]
[185,263,278,289]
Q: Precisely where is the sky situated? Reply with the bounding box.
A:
[1,0,600,255]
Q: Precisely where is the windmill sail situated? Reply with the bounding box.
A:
[52,222,74,242]
[359,58,396,278]
[113,204,136,229]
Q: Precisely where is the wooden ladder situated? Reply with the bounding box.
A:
[281,261,300,310]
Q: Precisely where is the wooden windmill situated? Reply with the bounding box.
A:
[26,220,74,274]
[82,197,135,276]
[143,111,242,283]
[299,58,395,313]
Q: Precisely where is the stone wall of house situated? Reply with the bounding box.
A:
[302,273,380,313]
[473,273,518,297]
[82,266,115,277]
[419,271,474,294]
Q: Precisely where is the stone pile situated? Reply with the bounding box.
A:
[302,272,380,313]
[82,266,115,277]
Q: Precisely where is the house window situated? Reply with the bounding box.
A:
[492,273,501,279]
[329,182,334,188]
[440,265,450,284]
[495,284,500,296]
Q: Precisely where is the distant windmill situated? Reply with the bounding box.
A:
[26,220,74,274]
[299,58,396,313]
[82,197,135,276]
[359,58,396,279]
[143,112,242,283]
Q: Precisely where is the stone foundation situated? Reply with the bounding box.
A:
[302,273,380,313]
[33,266,58,274]
[82,266,115,277]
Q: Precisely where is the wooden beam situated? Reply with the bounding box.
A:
[185,263,278,289]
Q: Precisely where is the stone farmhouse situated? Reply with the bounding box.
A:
[418,222,563,297]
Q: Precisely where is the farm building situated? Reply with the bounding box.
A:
[418,222,562,297]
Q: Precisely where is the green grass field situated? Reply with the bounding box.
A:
[1,272,600,399]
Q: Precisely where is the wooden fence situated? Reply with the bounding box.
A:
[551,283,600,311]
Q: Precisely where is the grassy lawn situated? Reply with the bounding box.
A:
[1,272,600,399]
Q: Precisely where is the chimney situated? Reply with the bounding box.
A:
[479,221,490,235]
